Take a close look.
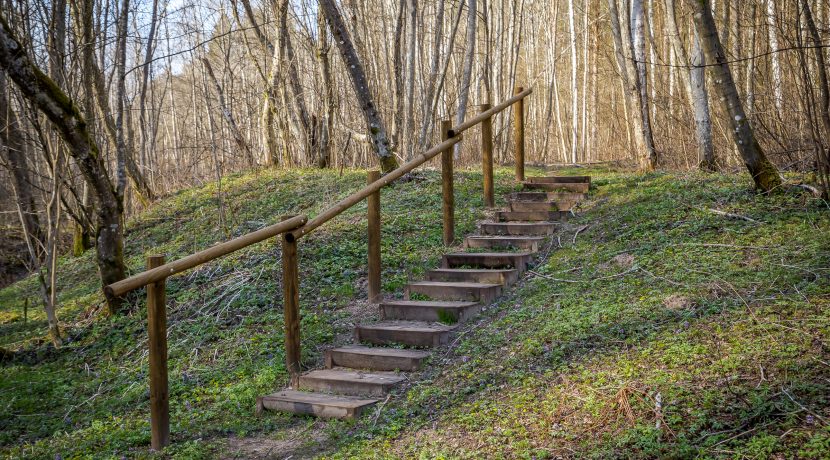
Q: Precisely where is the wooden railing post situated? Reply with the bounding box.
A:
[367,170,381,303]
[513,86,526,181]
[146,255,169,451]
[281,231,301,388]
[441,119,454,246]
[479,103,495,207]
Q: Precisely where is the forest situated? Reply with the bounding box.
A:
[1,0,829,457]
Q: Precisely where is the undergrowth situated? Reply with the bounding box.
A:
[0,167,525,459]
[2,166,828,459]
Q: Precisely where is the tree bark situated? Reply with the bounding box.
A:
[607,0,644,159]
[630,0,658,169]
[801,0,830,197]
[686,0,781,192]
[319,0,398,172]
[665,0,714,169]
[315,7,334,168]
[0,74,42,246]
[0,13,127,311]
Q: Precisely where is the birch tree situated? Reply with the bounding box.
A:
[686,0,781,191]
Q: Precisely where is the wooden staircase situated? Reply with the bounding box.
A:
[257,175,590,419]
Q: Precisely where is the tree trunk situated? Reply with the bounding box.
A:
[0,13,127,312]
[665,0,714,169]
[200,57,256,167]
[686,0,781,192]
[0,74,42,246]
[801,0,830,197]
[690,27,715,170]
[455,0,477,135]
[316,7,334,168]
[319,0,398,172]
[567,0,578,163]
[607,0,644,159]
[630,0,658,169]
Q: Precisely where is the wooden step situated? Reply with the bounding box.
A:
[380,300,481,322]
[497,210,570,222]
[355,321,455,347]
[511,191,587,202]
[406,281,502,302]
[299,369,405,397]
[427,268,520,285]
[509,200,575,212]
[443,251,534,271]
[480,221,558,236]
[257,390,378,419]
[526,175,591,184]
[325,345,430,371]
[465,235,543,252]
[522,182,589,193]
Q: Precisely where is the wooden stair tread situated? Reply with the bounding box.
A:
[257,390,379,419]
[380,299,479,308]
[446,251,534,257]
[526,175,591,183]
[328,345,430,359]
[325,345,430,371]
[358,320,457,332]
[466,235,545,241]
[407,281,502,288]
[302,369,406,385]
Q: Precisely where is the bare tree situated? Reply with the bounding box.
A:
[686,0,781,191]
[319,0,398,172]
[0,12,128,312]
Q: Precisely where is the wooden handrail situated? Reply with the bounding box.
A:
[447,87,532,137]
[104,214,308,298]
[290,86,532,240]
[290,134,463,239]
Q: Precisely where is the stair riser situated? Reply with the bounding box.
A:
[325,350,426,372]
[442,254,532,271]
[523,182,589,193]
[427,269,519,285]
[464,238,539,251]
[299,376,396,397]
[380,304,481,323]
[527,176,591,184]
[406,284,501,303]
[480,223,556,236]
[258,397,370,419]
[356,328,451,348]
[509,201,575,212]
[511,192,586,202]
[497,211,570,222]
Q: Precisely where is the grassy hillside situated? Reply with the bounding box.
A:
[0,166,528,458]
[2,166,828,458]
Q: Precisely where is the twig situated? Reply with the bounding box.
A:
[572,225,589,245]
[697,206,762,224]
[528,265,638,283]
[370,394,392,429]
[782,388,829,425]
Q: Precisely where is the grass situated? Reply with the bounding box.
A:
[0,166,526,459]
[2,166,829,459]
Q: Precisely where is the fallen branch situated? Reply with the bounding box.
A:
[697,206,762,224]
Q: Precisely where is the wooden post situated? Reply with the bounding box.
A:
[441,119,454,246]
[367,170,381,303]
[281,232,301,388]
[146,255,169,451]
[513,86,526,181]
[479,103,495,207]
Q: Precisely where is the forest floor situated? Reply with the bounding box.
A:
[1,166,829,459]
